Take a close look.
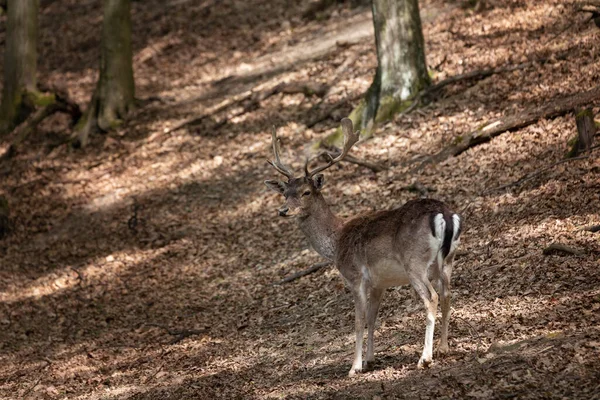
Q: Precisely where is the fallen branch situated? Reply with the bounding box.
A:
[341,154,386,173]
[167,81,329,134]
[543,243,586,256]
[403,50,573,122]
[275,261,332,285]
[316,146,386,173]
[580,224,600,233]
[483,155,590,194]
[414,85,600,172]
[1,105,58,162]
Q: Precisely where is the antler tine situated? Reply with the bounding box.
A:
[267,127,295,179]
[306,118,359,178]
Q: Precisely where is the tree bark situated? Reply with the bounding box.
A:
[0,0,39,135]
[74,0,135,147]
[351,0,430,134]
[0,195,8,239]
[568,108,596,157]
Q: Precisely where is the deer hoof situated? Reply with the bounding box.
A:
[417,357,432,369]
[364,360,376,372]
[438,343,449,355]
[348,367,362,377]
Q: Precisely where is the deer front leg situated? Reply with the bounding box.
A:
[411,276,438,369]
[365,287,384,370]
[349,282,367,377]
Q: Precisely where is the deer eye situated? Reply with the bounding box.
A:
[302,190,311,197]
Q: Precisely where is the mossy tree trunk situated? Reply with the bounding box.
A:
[74,0,135,147]
[350,0,430,135]
[0,0,39,135]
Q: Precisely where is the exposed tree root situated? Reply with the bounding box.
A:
[72,89,135,148]
[413,85,600,173]
[0,89,81,161]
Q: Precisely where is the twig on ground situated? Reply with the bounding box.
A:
[69,267,84,287]
[144,323,208,344]
[453,315,484,360]
[432,55,448,71]
[543,242,586,256]
[21,359,52,398]
[274,261,332,285]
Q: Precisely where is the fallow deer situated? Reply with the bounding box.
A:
[265,118,462,376]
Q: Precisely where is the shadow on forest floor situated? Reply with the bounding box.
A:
[1,0,600,399]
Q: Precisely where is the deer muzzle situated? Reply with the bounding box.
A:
[278,206,289,217]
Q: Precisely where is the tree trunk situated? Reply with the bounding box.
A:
[567,108,596,157]
[351,0,430,134]
[0,195,9,239]
[74,0,135,147]
[0,0,39,135]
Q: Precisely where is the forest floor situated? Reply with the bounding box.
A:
[1,0,600,398]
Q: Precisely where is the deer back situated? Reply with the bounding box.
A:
[335,199,458,289]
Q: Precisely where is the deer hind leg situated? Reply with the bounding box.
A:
[349,278,367,377]
[440,215,461,354]
[365,287,384,370]
[439,252,454,354]
[411,274,438,369]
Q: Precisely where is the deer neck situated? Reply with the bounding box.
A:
[297,193,342,261]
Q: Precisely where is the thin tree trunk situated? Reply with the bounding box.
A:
[0,0,39,135]
[351,0,430,133]
[74,0,135,147]
[567,108,596,157]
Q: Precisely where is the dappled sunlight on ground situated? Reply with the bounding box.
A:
[0,0,599,398]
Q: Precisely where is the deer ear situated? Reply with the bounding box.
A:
[265,180,286,194]
[313,174,325,190]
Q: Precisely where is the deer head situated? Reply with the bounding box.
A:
[264,119,359,218]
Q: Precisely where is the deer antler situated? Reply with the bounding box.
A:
[305,118,359,178]
[267,127,295,179]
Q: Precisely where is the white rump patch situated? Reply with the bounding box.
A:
[452,214,461,239]
[430,214,445,267]
[432,214,445,242]
[450,214,461,254]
